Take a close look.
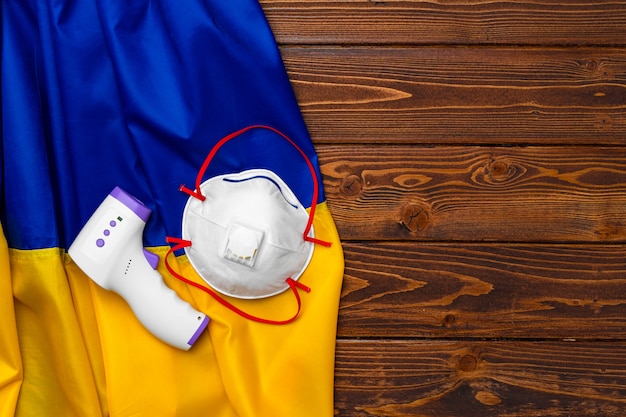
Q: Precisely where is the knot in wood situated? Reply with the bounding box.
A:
[399,203,430,232]
[595,114,614,131]
[487,159,515,182]
[586,59,598,71]
[583,59,610,79]
[443,314,457,329]
[459,354,478,372]
[473,157,525,187]
[340,174,363,197]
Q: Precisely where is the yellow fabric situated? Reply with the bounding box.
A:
[0,225,22,415]
[1,203,343,417]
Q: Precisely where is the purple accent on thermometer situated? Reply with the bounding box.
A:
[143,249,159,270]
[188,315,209,346]
[110,186,151,222]
[96,238,105,247]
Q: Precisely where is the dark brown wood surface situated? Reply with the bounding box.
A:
[260,1,626,415]
[263,0,626,46]
[284,47,626,144]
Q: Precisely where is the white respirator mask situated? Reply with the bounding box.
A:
[164,125,330,324]
[182,168,313,299]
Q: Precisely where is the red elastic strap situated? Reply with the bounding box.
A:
[164,237,310,325]
[180,125,331,247]
[179,185,205,202]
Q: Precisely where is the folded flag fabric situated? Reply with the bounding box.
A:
[1,1,344,415]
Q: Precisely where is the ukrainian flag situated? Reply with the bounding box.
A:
[1,1,344,416]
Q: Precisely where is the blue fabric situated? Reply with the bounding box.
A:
[1,0,322,250]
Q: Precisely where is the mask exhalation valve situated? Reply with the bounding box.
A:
[223,222,264,268]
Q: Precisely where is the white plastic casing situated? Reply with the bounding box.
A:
[68,187,208,350]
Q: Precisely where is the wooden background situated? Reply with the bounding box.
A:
[260,1,626,415]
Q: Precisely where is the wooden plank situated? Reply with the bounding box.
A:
[337,242,626,339]
[335,340,626,416]
[280,46,626,144]
[319,145,626,242]
[261,0,626,46]
[259,4,626,417]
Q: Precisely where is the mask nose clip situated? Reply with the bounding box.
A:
[223,222,264,268]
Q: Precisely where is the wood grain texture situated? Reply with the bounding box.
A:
[319,145,626,242]
[261,0,626,46]
[338,242,626,339]
[335,340,626,416]
[258,1,626,415]
[281,47,626,144]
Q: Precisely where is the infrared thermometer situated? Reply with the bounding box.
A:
[68,186,209,350]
